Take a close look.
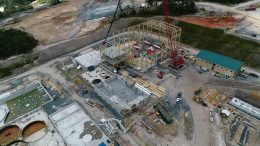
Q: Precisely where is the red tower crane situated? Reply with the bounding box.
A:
[163,0,184,67]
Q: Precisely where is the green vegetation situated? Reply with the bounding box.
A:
[198,0,249,5]
[168,0,197,15]
[5,89,49,123]
[0,0,62,19]
[37,0,53,4]
[0,55,37,79]
[176,21,260,68]
[63,67,84,79]
[120,0,197,17]
[0,29,38,59]
[37,0,61,5]
[0,0,34,19]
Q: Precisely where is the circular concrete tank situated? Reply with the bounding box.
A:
[22,120,47,142]
[92,79,101,84]
[0,125,21,146]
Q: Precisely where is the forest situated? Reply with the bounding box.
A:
[0,29,38,59]
[0,0,61,19]
[198,0,249,4]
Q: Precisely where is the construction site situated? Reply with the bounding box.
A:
[0,15,259,145]
[0,0,260,146]
[52,16,259,146]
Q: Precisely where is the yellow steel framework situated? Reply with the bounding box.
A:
[100,20,181,71]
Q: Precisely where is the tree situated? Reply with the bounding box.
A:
[146,0,155,8]
[168,0,197,15]
[0,29,38,59]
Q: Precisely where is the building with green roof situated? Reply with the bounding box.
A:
[195,50,243,77]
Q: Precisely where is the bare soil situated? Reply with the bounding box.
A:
[5,0,99,45]
[177,16,242,28]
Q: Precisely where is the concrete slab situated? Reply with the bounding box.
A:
[81,67,111,84]
[49,102,110,146]
[16,109,65,146]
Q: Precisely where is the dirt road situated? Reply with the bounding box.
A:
[196,1,260,21]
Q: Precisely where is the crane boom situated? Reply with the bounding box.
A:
[103,0,122,44]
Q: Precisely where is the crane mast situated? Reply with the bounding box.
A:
[163,0,184,66]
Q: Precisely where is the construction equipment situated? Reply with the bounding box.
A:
[163,0,184,67]
[193,95,202,103]
[153,100,173,124]
[193,87,202,103]
[157,71,164,79]
[209,108,214,123]
[103,0,122,44]
[86,98,96,107]
[100,118,130,133]
[194,87,202,96]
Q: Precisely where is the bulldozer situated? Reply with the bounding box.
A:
[193,95,202,103]
[193,87,202,103]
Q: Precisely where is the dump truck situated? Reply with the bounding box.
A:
[209,108,214,123]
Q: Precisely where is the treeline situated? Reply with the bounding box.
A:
[120,0,197,17]
[198,0,249,4]
[0,29,38,59]
[0,0,62,19]
[0,0,34,19]
[168,0,197,15]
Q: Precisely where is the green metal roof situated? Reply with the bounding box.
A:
[196,50,243,72]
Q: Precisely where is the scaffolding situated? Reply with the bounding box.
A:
[100,20,181,72]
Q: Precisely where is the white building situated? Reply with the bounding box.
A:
[229,97,260,119]
[73,50,101,70]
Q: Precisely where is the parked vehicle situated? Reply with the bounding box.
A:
[184,55,190,59]
[209,108,214,123]
[200,66,208,72]
[214,72,222,78]
[157,71,164,79]
[220,109,230,118]
[86,98,96,107]
[248,73,259,78]
[176,92,182,102]
[239,72,248,78]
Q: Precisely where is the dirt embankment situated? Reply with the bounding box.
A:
[4,0,100,45]
[176,15,243,29]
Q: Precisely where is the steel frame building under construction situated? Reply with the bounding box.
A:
[100,20,182,72]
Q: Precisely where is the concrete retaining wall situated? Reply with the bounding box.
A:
[0,82,40,104]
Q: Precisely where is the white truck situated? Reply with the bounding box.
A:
[209,108,214,123]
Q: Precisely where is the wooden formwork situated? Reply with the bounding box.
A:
[121,71,166,98]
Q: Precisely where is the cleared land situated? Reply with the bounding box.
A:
[177,16,241,28]
[5,89,49,123]
[176,21,260,68]
[4,0,101,44]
